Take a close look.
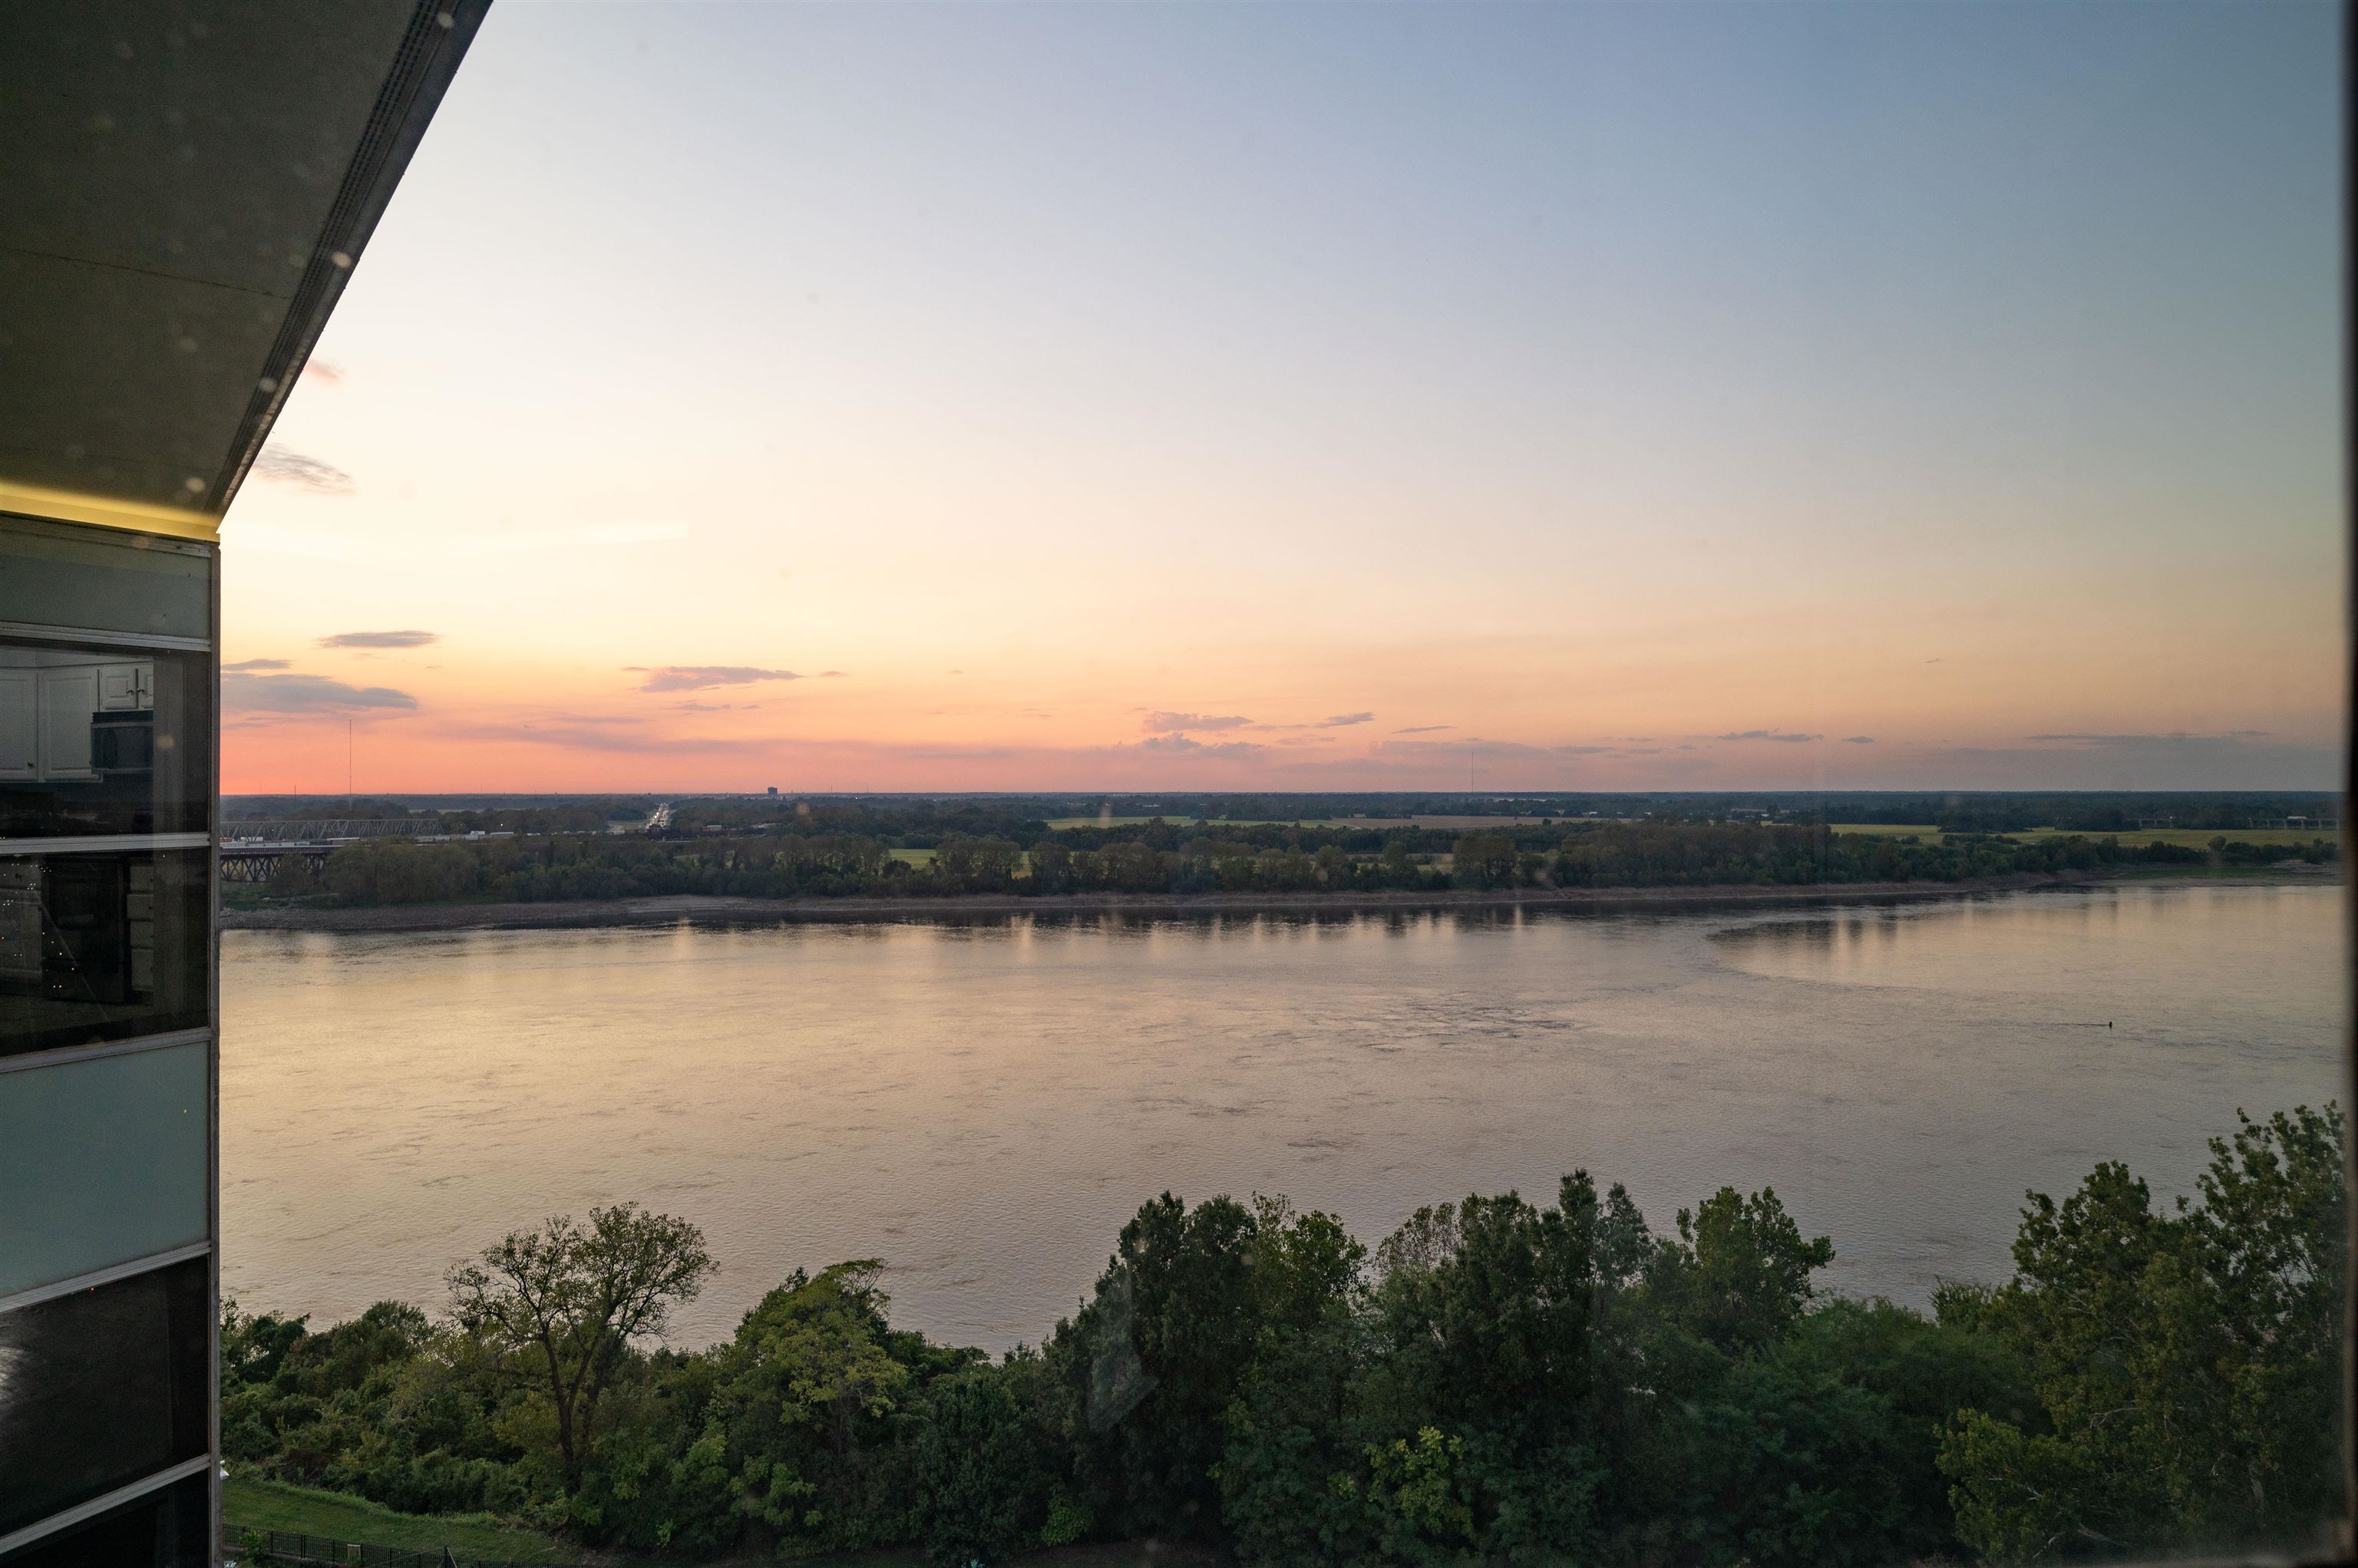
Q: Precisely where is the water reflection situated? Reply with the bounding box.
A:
[222,882,2342,1351]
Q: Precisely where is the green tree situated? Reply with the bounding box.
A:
[1451,832,1518,888]
[1647,1185,1834,1355]
[912,1358,1061,1566]
[446,1203,714,1487]
[1026,839,1073,893]
[710,1259,967,1553]
[1938,1106,2345,1562]
[264,851,320,897]
[1049,1193,1261,1537]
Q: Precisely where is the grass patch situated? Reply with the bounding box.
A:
[223,1477,573,1563]
[221,1478,1227,1568]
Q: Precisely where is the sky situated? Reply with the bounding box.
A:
[220,1,2345,796]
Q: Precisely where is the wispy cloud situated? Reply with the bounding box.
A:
[1144,711,1252,733]
[1841,735,1875,744]
[672,701,756,711]
[636,665,800,693]
[1318,711,1375,728]
[1141,734,1265,758]
[433,722,761,754]
[1395,724,1453,734]
[221,658,289,672]
[1716,729,1823,743]
[319,629,438,649]
[252,448,355,495]
[2026,731,2270,744]
[818,671,848,678]
[223,672,417,715]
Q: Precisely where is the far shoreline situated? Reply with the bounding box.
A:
[219,866,2339,936]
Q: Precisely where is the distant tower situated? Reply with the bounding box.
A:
[768,785,778,797]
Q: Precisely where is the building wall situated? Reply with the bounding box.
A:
[0,513,218,1565]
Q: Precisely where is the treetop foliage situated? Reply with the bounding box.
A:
[223,1106,2343,1565]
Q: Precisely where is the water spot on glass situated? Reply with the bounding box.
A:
[188,18,206,37]
[91,111,115,132]
[156,734,177,752]
[257,376,278,394]
[331,252,352,270]
[437,10,454,26]
[111,38,133,59]
[178,336,200,354]
[183,476,206,493]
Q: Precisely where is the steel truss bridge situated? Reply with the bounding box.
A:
[218,820,447,883]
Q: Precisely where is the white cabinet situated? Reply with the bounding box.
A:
[38,666,97,780]
[98,662,147,711]
[0,660,138,781]
[0,669,35,781]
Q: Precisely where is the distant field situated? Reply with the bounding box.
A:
[1831,823,1945,839]
[1835,824,2337,851]
[887,847,936,867]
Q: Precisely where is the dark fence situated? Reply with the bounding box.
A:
[226,1525,585,1568]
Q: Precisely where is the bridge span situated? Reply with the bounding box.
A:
[216,820,508,882]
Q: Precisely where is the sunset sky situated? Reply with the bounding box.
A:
[220,1,2343,796]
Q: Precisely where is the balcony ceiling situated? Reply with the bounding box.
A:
[0,0,485,539]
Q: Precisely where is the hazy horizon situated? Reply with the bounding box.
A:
[218,2,2343,797]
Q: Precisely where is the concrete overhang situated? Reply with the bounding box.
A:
[0,0,488,540]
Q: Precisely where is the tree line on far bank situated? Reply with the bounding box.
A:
[264,818,2340,907]
[223,1106,2343,1566]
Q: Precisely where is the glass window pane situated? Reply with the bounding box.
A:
[0,639,213,839]
[0,1472,210,1567]
[0,849,209,1058]
[0,1041,208,1296]
[0,1257,209,1539]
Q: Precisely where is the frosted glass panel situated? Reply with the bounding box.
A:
[0,1041,206,1295]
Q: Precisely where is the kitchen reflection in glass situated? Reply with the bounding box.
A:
[0,639,212,839]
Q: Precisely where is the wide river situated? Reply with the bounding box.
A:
[222,881,2343,1351]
